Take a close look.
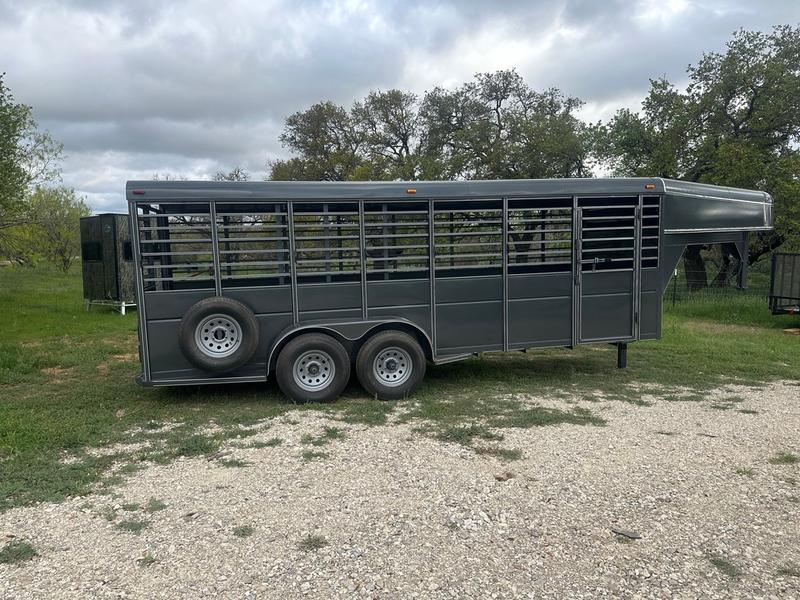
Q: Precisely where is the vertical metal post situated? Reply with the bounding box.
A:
[616,343,627,369]
[428,199,437,357]
[571,196,580,347]
[502,197,509,352]
[128,198,150,381]
[633,195,643,340]
[287,201,299,324]
[208,201,222,296]
[358,200,368,319]
[737,231,748,290]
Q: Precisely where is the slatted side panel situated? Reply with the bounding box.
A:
[137,203,216,291]
[507,198,573,274]
[364,202,429,280]
[433,199,503,275]
[579,197,638,272]
[216,203,290,287]
[293,202,361,283]
[642,195,660,268]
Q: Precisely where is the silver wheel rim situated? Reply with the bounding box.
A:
[194,314,243,358]
[373,346,412,387]
[293,350,336,392]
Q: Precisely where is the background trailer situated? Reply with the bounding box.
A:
[126,178,772,402]
[80,213,136,315]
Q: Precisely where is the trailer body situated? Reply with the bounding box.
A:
[126,178,771,394]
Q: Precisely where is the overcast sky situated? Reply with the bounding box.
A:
[2,0,799,213]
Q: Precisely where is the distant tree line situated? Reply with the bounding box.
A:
[269,26,800,289]
[0,73,88,271]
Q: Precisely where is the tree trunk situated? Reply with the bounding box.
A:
[710,242,740,287]
[683,245,708,290]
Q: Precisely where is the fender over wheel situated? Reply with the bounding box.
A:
[178,297,259,373]
[356,330,426,400]
[276,333,351,403]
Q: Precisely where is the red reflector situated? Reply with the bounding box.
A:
[132,189,145,196]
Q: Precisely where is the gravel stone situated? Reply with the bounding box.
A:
[0,382,798,598]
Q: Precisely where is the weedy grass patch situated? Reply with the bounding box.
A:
[233,525,255,538]
[299,534,329,552]
[0,541,37,565]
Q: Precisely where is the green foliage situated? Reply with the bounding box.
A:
[270,70,592,183]
[598,26,800,264]
[18,186,90,271]
[0,73,63,260]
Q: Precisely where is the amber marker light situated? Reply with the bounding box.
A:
[644,183,656,190]
[406,188,417,194]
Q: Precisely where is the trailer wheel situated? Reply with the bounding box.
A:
[276,333,350,403]
[178,297,259,373]
[356,330,426,400]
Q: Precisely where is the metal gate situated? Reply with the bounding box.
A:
[575,196,642,343]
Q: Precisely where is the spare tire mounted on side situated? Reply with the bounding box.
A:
[178,297,259,373]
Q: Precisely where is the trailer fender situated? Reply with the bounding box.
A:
[266,318,434,377]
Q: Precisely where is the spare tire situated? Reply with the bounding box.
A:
[178,297,259,373]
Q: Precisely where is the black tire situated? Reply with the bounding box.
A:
[356,330,426,400]
[178,297,259,373]
[275,333,350,403]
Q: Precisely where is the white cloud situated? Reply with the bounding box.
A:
[1,0,798,213]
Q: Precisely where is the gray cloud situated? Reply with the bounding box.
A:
[1,0,798,213]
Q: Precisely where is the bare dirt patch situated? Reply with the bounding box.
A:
[39,366,74,383]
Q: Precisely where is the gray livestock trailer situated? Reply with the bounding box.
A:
[127,178,772,402]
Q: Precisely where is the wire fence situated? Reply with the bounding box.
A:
[666,258,772,309]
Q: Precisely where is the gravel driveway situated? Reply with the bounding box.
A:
[1,381,799,599]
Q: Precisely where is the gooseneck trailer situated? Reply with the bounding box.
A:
[127,178,772,402]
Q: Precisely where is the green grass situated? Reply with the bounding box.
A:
[301,426,346,446]
[145,498,167,512]
[250,437,283,448]
[219,458,251,468]
[0,540,37,565]
[115,520,149,534]
[301,450,329,462]
[769,452,800,465]
[298,534,329,552]
[709,556,741,579]
[233,525,255,538]
[1,265,799,513]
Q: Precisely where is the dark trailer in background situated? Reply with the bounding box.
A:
[769,252,800,315]
[126,178,772,402]
[80,213,136,315]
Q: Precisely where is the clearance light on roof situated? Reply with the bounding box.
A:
[132,189,145,195]
[644,183,656,190]
[406,188,417,194]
